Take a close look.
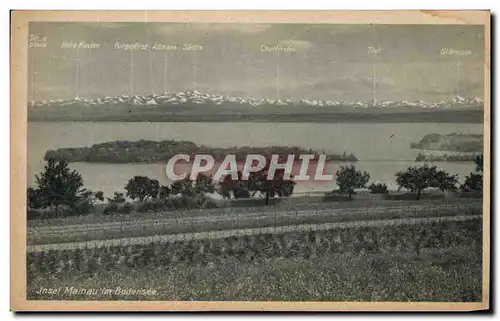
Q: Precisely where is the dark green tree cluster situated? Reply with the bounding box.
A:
[124,176,160,202]
[335,165,370,199]
[218,170,251,200]
[460,155,483,193]
[395,164,458,200]
[27,159,104,218]
[28,155,485,220]
[334,163,478,201]
[98,173,218,214]
[170,173,216,197]
[217,160,296,205]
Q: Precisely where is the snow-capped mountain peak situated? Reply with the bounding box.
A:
[29,90,485,109]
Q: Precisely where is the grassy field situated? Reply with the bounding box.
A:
[27,244,482,301]
[27,217,482,301]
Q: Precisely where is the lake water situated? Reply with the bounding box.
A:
[28,122,483,198]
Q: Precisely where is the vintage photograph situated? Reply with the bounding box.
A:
[11,11,490,311]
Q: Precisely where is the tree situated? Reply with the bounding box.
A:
[218,175,233,199]
[218,170,251,199]
[170,173,215,198]
[395,164,458,200]
[335,165,370,199]
[124,176,160,202]
[460,173,483,192]
[158,185,171,200]
[106,192,126,204]
[95,191,104,202]
[27,187,44,209]
[170,177,195,197]
[461,154,483,192]
[73,189,105,214]
[368,182,388,194]
[475,155,483,173]
[34,158,85,215]
[194,173,216,195]
[247,159,296,205]
[78,189,104,203]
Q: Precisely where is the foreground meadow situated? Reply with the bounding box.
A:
[27,218,482,301]
[28,244,481,302]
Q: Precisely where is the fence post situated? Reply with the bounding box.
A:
[236,210,240,236]
[176,211,180,241]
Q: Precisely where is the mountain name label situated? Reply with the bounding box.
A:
[61,41,100,49]
[440,48,472,56]
[151,43,178,51]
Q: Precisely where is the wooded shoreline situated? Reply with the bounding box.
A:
[44,140,358,163]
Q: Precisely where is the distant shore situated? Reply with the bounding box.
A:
[28,107,483,123]
[410,133,483,153]
[415,153,482,162]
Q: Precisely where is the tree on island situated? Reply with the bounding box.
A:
[124,176,160,202]
[395,164,458,200]
[335,165,370,199]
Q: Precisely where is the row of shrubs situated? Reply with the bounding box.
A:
[322,183,388,195]
[103,195,218,215]
[368,183,389,194]
[366,182,482,198]
[27,206,93,220]
[27,218,481,279]
[28,196,219,219]
[28,186,388,219]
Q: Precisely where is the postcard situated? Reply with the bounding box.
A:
[11,10,490,311]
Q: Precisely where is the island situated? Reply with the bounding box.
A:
[410,133,483,153]
[43,140,358,163]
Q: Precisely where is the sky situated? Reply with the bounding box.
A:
[28,22,485,102]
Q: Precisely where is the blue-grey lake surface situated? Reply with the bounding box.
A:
[28,122,483,197]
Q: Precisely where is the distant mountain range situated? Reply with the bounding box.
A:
[29,89,484,109]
